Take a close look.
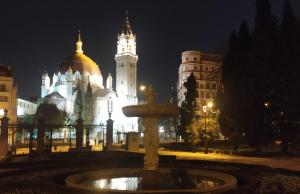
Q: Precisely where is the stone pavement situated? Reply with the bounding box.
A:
[155,149,300,172]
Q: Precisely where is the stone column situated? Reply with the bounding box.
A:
[106,119,114,150]
[29,127,34,154]
[0,113,9,159]
[63,128,67,144]
[37,117,45,154]
[76,118,84,149]
[126,132,139,151]
[86,128,90,148]
[20,128,25,144]
[143,118,159,171]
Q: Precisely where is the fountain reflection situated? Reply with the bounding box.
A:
[84,174,221,191]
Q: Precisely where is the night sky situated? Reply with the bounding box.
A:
[0,0,299,102]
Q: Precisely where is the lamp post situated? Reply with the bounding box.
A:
[203,102,213,154]
[106,98,113,150]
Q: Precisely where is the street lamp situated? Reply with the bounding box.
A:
[140,85,146,92]
[203,101,213,154]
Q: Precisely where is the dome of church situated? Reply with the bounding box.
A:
[56,32,102,77]
[57,52,102,76]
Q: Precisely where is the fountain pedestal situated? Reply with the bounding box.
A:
[143,118,159,171]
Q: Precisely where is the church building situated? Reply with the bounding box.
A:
[40,16,138,135]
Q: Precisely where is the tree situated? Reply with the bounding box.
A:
[83,82,94,124]
[73,82,83,121]
[179,73,197,142]
[218,25,251,151]
[270,0,300,153]
[36,102,67,125]
[186,113,220,146]
[168,85,180,141]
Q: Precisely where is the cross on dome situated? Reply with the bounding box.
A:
[76,30,83,53]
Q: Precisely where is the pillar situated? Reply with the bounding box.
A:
[37,117,45,154]
[126,132,139,151]
[86,128,90,147]
[142,118,159,171]
[106,118,114,150]
[76,118,84,149]
[63,128,67,143]
[29,127,34,154]
[0,112,9,159]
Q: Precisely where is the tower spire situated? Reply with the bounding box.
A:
[122,11,132,35]
[76,30,83,53]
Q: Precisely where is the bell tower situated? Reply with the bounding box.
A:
[115,13,138,102]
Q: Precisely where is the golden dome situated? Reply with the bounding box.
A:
[57,52,102,76]
[57,31,102,77]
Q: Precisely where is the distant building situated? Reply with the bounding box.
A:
[0,66,17,123]
[40,15,138,136]
[17,98,37,116]
[177,51,222,114]
[0,65,17,145]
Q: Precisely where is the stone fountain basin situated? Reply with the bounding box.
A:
[65,167,237,193]
[122,105,179,118]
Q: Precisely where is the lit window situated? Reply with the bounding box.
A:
[200,91,204,98]
[0,85,6,92]
[212,83,217,89]
[0,96,8,102]
[206,83,210,89]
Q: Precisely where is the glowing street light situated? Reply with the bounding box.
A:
[140,85,146,91]
[207,101,214,108]
[159,126,164,133]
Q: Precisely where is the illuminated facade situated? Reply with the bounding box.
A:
[0,66,17,123]
[17,98,37,116]
[0,66,17,145]
[177,51,222,114]
[41,16,138,135]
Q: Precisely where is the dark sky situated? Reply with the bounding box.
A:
[0,0,299,102]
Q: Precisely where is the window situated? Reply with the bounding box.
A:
[200,91,205,98]
[212,83,217,89]
[0,96,8,102]
[0,84,6,92]
[212,92,216,99]
[200,83,204,89]
[193,66,197,70]
[206,83,210,89]
[199,74,203,79]
[193,57,197,61]
[205,92,211,99]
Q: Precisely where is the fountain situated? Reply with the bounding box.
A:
[65,86,237,193]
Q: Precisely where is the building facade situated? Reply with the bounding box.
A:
[17,98,38,116]
[0,66,17,145]
[177,51,222,114]
[0,66,17,123]
[40,16,138,136]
